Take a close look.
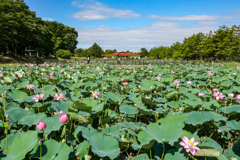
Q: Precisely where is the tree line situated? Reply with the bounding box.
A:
[0,0,78,57]
[147,25,240,61]
[75,25,240,61]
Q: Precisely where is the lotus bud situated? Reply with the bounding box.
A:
[39,141,42,146]
[36,121,46,131]
[59,113,68,124]
[5,115,9,122]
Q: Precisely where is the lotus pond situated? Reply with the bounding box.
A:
[0,62,240,160]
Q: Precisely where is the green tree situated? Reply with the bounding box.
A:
[43,21,78,56]
[140,48,149,57]
[88,42,104,58]
[0,0,44,55]
[105,49,117,54]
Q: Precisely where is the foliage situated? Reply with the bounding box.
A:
[56,49,72,59]
[1,47,240,160]
[0,0,78,56]
[87,42,104,58]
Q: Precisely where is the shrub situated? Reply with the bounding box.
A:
[106,55,112,59]
[56,49,72,59]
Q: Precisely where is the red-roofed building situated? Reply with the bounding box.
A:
[102,51,141,58]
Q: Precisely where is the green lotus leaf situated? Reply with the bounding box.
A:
[7,90,28,103]
[105,92,121,102]
[3,131,38,160]
[195,147,220,158]
[4,77,12,83]
[138,123,184,146]
[158,113,185,128]
[226,120,240,131]
[5,107,33,122]
[91,102,104,113]
[198,137,223,153]
[140,80,155,91]
[34,139,70,160]
[119,104,138,115]
[75,141,90,158]
[219,105,240,115]
[131,153,150,160]
[89,132,120,159]
[0,132,24,154]
[42,114,63,134]
[184,111,227,125]
[16,80,29,89]
[164,148,186,160]
[166,101,179,109]
[221,80,233,88]
[18,113,47,127]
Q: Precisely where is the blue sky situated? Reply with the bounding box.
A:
[25,0,240,52]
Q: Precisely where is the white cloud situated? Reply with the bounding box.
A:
[149,15,230,21]
[76,22,217,52]
[71,0,140,21]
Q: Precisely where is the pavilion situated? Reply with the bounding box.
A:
[102,51,141,59]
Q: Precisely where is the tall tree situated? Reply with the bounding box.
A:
[140,48,149,57]
[0,0,43,55]
[88,42,104,58]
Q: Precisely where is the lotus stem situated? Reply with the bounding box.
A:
[135,112,138,124]
[137,148,141,155]
[69,116,72,133]
[64,124,67,144]
[40,145,42,160]
[5,127,8,151]
[38,103,39,113]
[161,143,165,160]
[150,149,152,160]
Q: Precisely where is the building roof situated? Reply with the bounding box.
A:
[102,51,141,57]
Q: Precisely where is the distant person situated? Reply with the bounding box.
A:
[87,57,90,64]
[118,57,121,65]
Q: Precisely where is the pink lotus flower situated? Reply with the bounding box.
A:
[179,136,201,156]
[156,77,161,81]
[235,94,240,101]
[171,71,175,74]
[120,78,125,82]
[212,88,218,93]
[212,92,225,100]
[198,93,205,97]
[186,81,192,85]
[208,72,213,76]
[91,91,100,98]
[37,121,46,131]
[50,72,54,79]
[32,94,45,102]
[0,74,4,77]
[14,76,18,80]
[59,113,68,124]
[173,80,180,84]
[123,82,128,86]
[228,93,234,98]
[53,93,65,101]
[26,84,35,90]
[54,110,63,116]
